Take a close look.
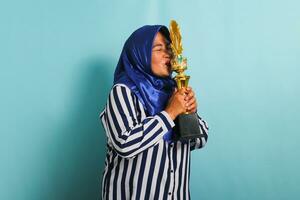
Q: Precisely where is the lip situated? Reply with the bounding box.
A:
[164,62,172,74]
[165,60,171,67]
[163,63,171,70]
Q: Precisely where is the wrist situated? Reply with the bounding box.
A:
[165,108,176,120]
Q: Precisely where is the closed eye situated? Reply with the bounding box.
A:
[152,44,163,51]
[153,48,162,51]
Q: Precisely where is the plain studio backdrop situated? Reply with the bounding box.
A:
[0,0,299,199]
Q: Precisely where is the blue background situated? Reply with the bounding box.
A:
[1,0,299,199]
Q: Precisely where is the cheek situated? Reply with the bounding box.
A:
[151,53,160,65]
[151,56,162,74]
[151,63,159,75]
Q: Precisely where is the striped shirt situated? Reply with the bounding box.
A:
[99,84,209,200]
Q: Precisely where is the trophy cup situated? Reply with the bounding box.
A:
[169,20,201,141]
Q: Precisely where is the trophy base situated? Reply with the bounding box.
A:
[173,113,201,142]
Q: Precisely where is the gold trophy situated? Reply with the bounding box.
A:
[169,20,201,141]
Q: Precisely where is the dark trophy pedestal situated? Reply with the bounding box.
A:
[173,112,201,142]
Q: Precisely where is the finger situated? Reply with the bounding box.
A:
[186,91,194,101]
[185,101,197,110]
[190,108,197,113]
[185,91,195,101]
[186,98,196,107]
[182,87,188,93]
[184,88,190,96]
[186,87,192,91]
[187,103,197,112]
[178,88,187,95]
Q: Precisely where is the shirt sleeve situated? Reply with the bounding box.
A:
[104,84,175,158]
[190,114,209,151]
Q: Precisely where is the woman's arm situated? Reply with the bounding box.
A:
[190,114,209,151]
[103,85,174,158]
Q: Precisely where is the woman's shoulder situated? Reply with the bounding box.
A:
[112,83,131,91]
[109,83,137,101]
[110,83,132,95]
[100,84,139,118]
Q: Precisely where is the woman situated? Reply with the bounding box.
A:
[99,25,209,200]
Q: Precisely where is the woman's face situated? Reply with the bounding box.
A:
[151,32,172,77]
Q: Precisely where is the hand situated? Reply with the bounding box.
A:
[184,87,198,113]
[165,88,188,120]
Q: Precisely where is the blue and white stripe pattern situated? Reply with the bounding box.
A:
[100,84,209,200]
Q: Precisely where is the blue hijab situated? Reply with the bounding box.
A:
[114,25,175,142]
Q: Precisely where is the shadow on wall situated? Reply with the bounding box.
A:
[44,57,114,200]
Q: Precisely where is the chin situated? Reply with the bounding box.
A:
[163,72,171,78]
[157,73,168,78]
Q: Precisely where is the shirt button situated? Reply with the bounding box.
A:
[168,192,171,195]
[170,170,174,173]
[170,144,174,147]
